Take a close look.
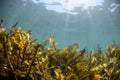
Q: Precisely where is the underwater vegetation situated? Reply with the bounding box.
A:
[0,22,120,80]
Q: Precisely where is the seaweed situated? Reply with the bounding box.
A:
[0,22,120,80]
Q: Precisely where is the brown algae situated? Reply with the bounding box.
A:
[0,22,120,80]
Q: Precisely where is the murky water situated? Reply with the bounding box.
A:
[0,0,120,50]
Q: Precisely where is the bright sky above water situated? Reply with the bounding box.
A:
[23,0,120,15]
[30,0,104,15]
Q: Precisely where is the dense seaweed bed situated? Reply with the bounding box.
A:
[0,22,120,80]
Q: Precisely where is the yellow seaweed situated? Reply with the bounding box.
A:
[0,22,120,80]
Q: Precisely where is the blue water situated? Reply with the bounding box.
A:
[0,0,120,50]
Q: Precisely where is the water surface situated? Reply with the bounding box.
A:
[0,0,120,50]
